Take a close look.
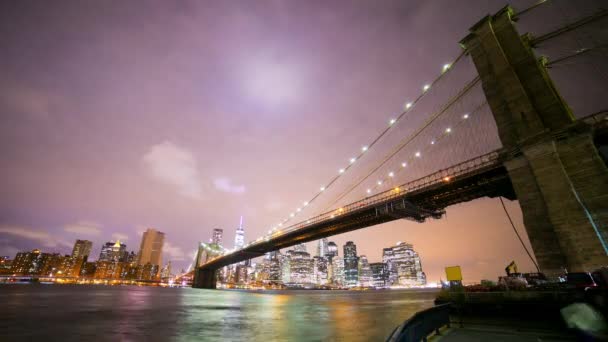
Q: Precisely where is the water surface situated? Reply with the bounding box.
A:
[0,285,438,341]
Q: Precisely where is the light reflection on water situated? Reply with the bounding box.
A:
[0,285,438,341]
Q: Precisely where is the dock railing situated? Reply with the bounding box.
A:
[386,303,451,342]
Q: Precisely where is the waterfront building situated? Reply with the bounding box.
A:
[235,264,248,284]
[140,262,160,280]
[212,228,223,245]
[0,256,12,275]
[71,240,93,260]
[234,216,245,249]
[80,262,97,278]
[160,261,172,279]
[358,255,372,287]
[331,257,344,286]
[343,241,359,287]
[370,262,388,288]
[280,253,290,284]
[287,249,313,284]
[313,256,328,285]
[137,228,165,267]
[94,261,124,279]
[10,249,41,274]
[99,241,128,262]
[382,242,426,287]
[294,243,307,253]
[317,238,328,257]
[267,252,281,284]
[327,242,338,258]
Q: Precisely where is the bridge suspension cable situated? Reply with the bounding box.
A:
[546,44,608,67]
[512,0,550,20]
[324,76,482,210]
[258,51,468,235]
[531,8,608,47]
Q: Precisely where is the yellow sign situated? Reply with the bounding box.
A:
[445,266,463,281]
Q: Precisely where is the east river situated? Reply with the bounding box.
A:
[0,285,438,341]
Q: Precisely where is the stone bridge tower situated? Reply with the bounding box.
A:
[460,6,608,277]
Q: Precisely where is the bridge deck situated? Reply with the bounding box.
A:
[199,151,515,270]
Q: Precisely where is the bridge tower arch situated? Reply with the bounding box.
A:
[460,6,608,276]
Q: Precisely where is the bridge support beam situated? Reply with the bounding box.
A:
[193,268,217,289]
[461,6,608,277]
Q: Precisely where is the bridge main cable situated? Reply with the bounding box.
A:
[324,75,481,210]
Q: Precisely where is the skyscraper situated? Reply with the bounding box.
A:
[343,241,359,287]
[358,255,372,287]
[317,238,328,257]
[99,241,127,262]
[137,228,165,267]
[370,262,388,288]
[383,242,426,287]
[212,228,223,245]
[327,241,338,258]
[71,240,92,260]
[234,216,245,249]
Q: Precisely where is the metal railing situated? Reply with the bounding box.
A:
[386,303,452,342]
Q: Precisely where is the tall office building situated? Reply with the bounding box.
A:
[327,241,338,258]
[383,242,426,287]
[370,262,388,288]
[358,255,372,287]
[99,241,127,262]
[287,249,313,284]
[212,228,223,245]
[234,216,245,249]
[71,240,93,260]
[343,241,359,287]
[331,257,344,285]
[137,228,165,266]
[317,238,328,257]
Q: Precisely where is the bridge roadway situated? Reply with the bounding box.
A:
[198,151,515,271]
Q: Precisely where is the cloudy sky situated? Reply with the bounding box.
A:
[1,0,606,282]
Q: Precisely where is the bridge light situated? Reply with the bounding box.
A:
[303,201,309,206]
[389,118,396,125]
[442,63,451,72]
[377,180,383,185]
[445,127,451,133]
[350,157,356,164]
[423,84,430,92]
[415,151,421,157]
[339,168,345,174]
[330,214,335,219]
[394,187,400,192]
[463,113,469,119]
[405,102,412,109]
[388,172,394,177]
[320,186,325,191]
[431,140,435,145]
[361,146,368,152]
[443,176,451,182]
[402,162,407,168]
[339,207,344,212]
[296,208,301,212]
[268,230,272,234]
[290,213,295,217]
[367,189,372,194]
[307,220,311,223]
[279,223,283,226]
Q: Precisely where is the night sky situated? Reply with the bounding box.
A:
[1,0,606,282]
